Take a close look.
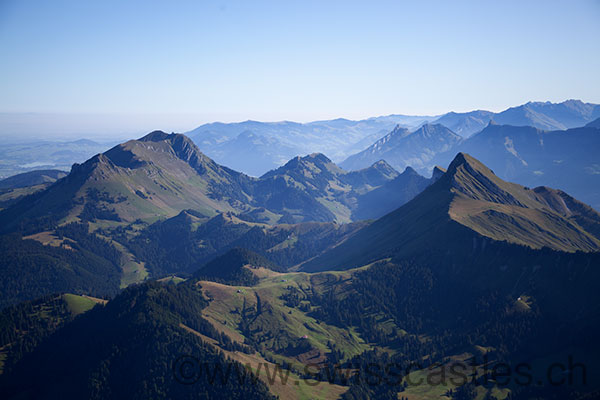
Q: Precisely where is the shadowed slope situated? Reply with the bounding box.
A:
[303,153,600,272]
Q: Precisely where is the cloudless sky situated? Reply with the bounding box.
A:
[1,0,599,138]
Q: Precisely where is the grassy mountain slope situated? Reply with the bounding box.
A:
[195,267,371,383]
[8,250,599,399]
[0,131,256,232]
[303,152,600,272]
[0,132,410,233]
[0,184,51,210]
[0,282,275,400]
[446,153,600,251]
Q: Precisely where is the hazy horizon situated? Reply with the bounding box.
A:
[1,97,599,141]
[1,0,599,140]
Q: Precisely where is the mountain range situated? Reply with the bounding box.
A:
[339,123,462,172]
[430,120,600,211]
[340,116,600,210]
[1,145,600,399]
[304,152,600,272]
[1,100,597,183]
[0,130,430,308]
[186,100,600,177]
[1,100,600,399]
[186,116,437,176]
[1,130,598,303]
[0,131,436,233]
[428,99,600,138]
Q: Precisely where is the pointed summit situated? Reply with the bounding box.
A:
[446,152,494,176]
[401,166,419,175]
[431,165,446,182]
[368,160,397,174]
[303,152,600,271]
[444,152,530,207]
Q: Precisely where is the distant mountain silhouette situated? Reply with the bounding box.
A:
[430,110,494,138]
[340,123,462,173]
[185,100,599,177]
[429,99,600,138]
[340,102,600,210]
[187,116,436,176]
[352,166,432,220]
[493,99,600,130]
[429,121,600,210]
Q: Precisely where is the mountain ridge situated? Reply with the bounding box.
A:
[429,121,600,210]
[340,123,462,173]
[0,131,427,232]
[185,100,599,177]
[0,170,67,190]
[303,152,600,272]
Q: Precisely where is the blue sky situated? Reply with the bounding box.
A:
[1,0,599,138]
